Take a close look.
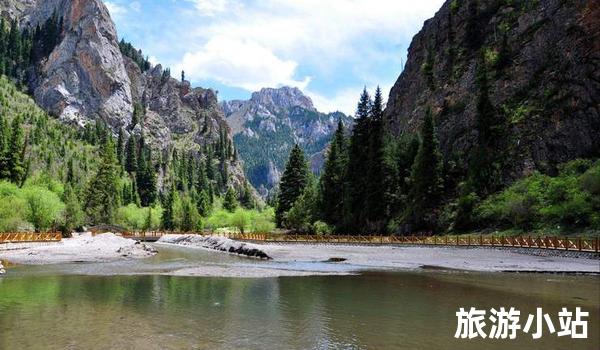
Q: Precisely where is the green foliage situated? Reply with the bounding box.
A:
[284,178,318,233]
[204,204,275,234]
[403,107,443,229]
[116,204,162,231]
[21,185,64,232]
[319,120,348,230]
[85,138,120,225]
[223,187,238,212]
[60,184,84,235]
[276,144,310,226]
[0,181,27,231]
[118,40,151,72]
[477,160,600,230]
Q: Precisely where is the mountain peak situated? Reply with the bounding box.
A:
[250,86,316,112]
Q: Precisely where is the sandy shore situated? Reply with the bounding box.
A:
[1,234,598,277]
[0,233,157,265]
[154,235,600,276]
[259,243,600,273]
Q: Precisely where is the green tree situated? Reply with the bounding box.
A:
[285,177,318,233]
[404,107,443,229]
[469,57,505,195]
[136,147,157,206]
[161,186,176,231]
[179,193,199,232]
[347,88,372,229]
[85,138,120,225]
[223,187,238,212]
[6,115,26,183]
[365,86,387,230]
[125,135,137,173]
[275,144,309,226]
[319,120,348,231]
[61,184,84,235]
[22,185,64,232]
[196,189,211,217]
[116,128,125,168]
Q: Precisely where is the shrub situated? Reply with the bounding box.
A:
[21,185,65,232]
[313,221,333,235]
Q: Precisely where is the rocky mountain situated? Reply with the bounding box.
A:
[221,86,352,195]
[1,0,248,190]
[384,0,599,181]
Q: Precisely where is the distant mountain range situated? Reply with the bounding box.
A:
[221,87,353,196]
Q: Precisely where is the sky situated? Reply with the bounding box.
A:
[103,0,445,115]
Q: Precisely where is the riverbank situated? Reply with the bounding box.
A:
[0,233,157,265]
[157,235,600,275]
[1,234,598,277]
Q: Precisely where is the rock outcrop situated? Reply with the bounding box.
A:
[385,0,600,179]
[222,86,352,194]
[5,0,249,190]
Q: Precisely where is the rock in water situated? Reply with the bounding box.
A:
[158,235,272,260]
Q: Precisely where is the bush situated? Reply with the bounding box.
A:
[313,221,332,235]
[21,185,65,232]
[116,204,162,231]
[477,160,599,231]
[0,181,28,231]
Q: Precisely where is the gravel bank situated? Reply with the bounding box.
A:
[0,233,157,265]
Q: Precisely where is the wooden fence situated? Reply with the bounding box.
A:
[0,232,62,244]
[121,231,599,253]
[229,234,600,253]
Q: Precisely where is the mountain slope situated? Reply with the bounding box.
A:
[384,0,599,182]
[2,0,248,192]
[221,87,352,194]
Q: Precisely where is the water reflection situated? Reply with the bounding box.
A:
[0,271,598,349]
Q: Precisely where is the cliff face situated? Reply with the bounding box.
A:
[222,87,352,195]
[5,0,248,189]
[385,0,600,179]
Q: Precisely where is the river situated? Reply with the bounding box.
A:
[0,245,598,349]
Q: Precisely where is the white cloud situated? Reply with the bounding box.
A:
[130,1,141,12]
[172,0,443,100]
[104,1,127,17]
[186,0,229,16]
[174,36,310,91]
[307,83,393,116]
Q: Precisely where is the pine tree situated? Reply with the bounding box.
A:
[116,128,125,168]
[144,207,153,231]
[275,144,309,227]
[125,135,137,173]
[240,182,254,209]
[196,189,211,217]
[85,138,119,225]
[136,147,157,206]
[469,57,504,196]
[0,115,10,179]
[365,86,387,230]
[180,193,199,232]
[404,107,443,230]
[347,88,372,229]
[161,186,176,231]
[61,184,84,235]
[223,187,238,212]
[319,120,348,231]
[6,115,25,183]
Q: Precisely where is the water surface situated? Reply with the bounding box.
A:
[0,248,598,349]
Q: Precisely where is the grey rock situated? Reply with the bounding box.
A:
[384,0,600,180]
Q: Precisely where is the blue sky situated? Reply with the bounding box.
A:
[104,0,445,115]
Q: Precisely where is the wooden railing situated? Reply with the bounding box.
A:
[120,231,599,253]
[229,234,600,253]
[0,232,62,244]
